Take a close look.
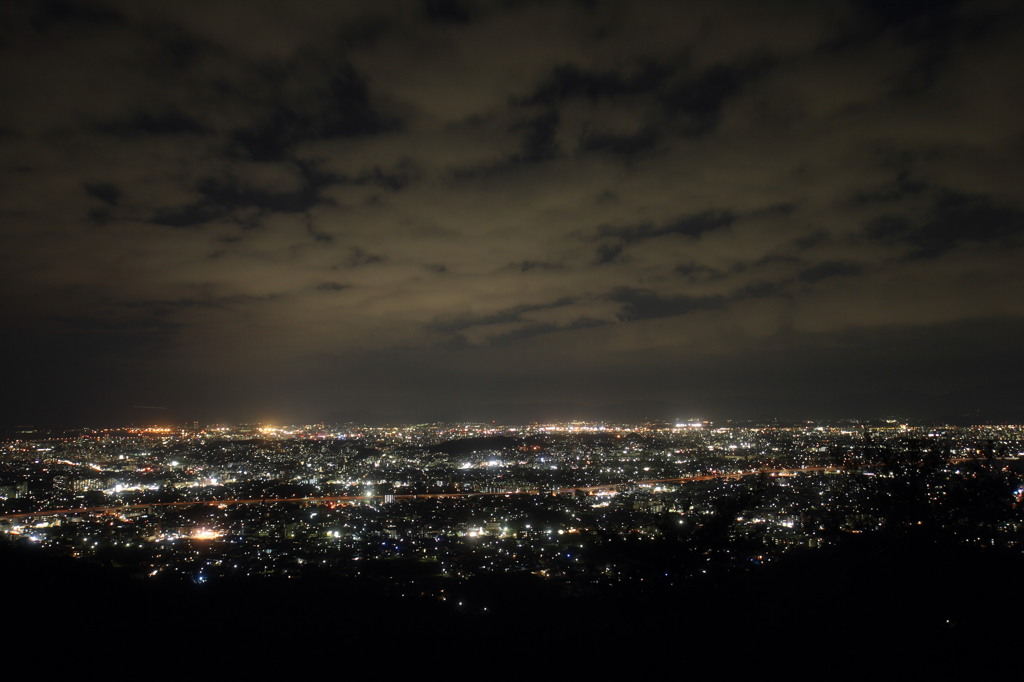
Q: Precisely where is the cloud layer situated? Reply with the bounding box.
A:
[3,0,1024,424]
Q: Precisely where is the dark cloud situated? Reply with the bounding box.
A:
[513,109,560,162]
[868,191,1024,259]
[83,182,121,206]
[595,211,736,263]
[850,171,926,205]
[151,203,223,228]
[609,288,725,322]
[662,61,769,136]
[230,59,399,161]
[517,260,562,272]
[195,176,321,214]
[734,280,785,299]
[792,230,830,251]
[423,0,473,25]
[526,62,673,106]
[434,297,578,335]
[856,0,959,33]
[345,163,417,191]
[798,260,865,284]
[675,262,725,281]
[96,110,208,136]
[339,247,384,268]
[580,126,659,158]
[28,0,125,32]
[602,210,736,242]
[595,241,624,264]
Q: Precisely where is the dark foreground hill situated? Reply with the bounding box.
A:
[2,528,1019,675]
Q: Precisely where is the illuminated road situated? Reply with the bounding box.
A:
[0,466,842,522]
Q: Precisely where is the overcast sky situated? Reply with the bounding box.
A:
[3,0,1023,426]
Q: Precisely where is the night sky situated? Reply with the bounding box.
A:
[3,0,1024,426]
